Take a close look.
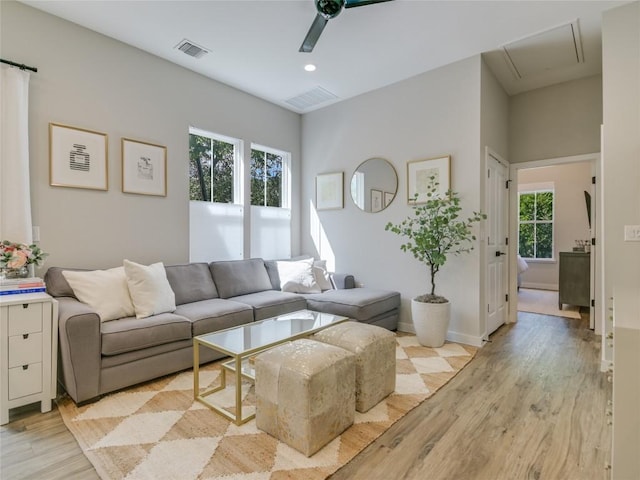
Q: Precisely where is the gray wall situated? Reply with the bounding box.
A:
[0,1,301,270]
[302,55,487,345]
[509,75,603,163]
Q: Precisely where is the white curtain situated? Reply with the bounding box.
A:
[0,66,32,244]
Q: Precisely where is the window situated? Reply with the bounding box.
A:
[518,187,554,259]
[250,146,286,207]
[189,128,242,203]
[188,129,291,262]
[249,143,291,259]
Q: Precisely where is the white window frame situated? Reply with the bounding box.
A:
[189,126,244,205]
[250,142,290,209]
[518,182,555,262]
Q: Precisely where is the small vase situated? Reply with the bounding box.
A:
[3,266,29,279]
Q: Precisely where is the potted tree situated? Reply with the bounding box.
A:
[385,180,485,347]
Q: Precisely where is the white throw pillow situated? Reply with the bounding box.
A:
[62,267,135,322]
[123,260,176,319]
[313,260,334,291]
[276,258,321,294]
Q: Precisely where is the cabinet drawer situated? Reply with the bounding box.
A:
[8,363,42,400]
[7,303,43,336]
[8,332,43,368]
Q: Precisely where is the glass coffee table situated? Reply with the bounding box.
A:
[193,309,349,425]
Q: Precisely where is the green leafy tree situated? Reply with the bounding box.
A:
[385,179,485,303]
[250,149,282,207]
[189,134,234,203]
[519,191,553,258]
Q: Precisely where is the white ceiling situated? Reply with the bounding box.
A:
[21,0,627,113]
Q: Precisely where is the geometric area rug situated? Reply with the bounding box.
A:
[57,334,476,480]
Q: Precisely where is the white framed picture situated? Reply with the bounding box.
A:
[315,172,344,210]
[49,123,108,191]
[121,138,167,196]
[407,155,450,203]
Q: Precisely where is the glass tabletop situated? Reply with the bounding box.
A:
[195,309,348,355]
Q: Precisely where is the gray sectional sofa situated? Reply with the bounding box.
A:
[45,258,400,404]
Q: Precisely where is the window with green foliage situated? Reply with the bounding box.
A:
[519,189,554,259]
[250,147,283,207]
[189,129,239,203]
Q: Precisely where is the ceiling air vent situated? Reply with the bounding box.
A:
[502,20,584,80]
[285,86,338,111]
[175,39,209,59]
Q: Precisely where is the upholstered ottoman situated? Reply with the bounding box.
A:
[254,338,356,457]
[313,321,396,413]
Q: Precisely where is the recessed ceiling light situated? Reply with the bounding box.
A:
[304,64,317,72]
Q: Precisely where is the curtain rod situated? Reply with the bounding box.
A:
[0,58,37,73]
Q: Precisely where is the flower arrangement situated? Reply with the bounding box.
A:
[0,240,48,269]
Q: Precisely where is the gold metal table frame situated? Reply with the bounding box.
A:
[193,310,348,425]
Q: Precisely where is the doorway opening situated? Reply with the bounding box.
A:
[508,153,601,334]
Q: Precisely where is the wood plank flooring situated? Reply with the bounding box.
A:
[331,312,611,480]
[1,312,610,480]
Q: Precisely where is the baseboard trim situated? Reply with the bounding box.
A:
[397,321,484,348]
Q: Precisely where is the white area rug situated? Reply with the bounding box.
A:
[518,288,582,319]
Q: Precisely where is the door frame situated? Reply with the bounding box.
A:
[482,147,510,341]
[507,152,602,334]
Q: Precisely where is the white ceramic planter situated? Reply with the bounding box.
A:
[411,298,451,348]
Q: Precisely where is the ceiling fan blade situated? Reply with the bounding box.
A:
[299,14,328,53]
[344,0,393,8]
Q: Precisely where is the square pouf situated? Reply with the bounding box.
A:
[313,321,396,413]
[255,338,356,457]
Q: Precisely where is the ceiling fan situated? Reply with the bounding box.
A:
[299,0,394,53]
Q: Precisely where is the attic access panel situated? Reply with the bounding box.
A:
[503,21,584,79]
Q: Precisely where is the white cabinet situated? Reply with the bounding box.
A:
[1,293,58,425]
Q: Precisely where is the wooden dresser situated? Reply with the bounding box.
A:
[558,251,590,309]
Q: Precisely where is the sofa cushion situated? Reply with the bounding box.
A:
[124,260,176,319]
[62,267,135,322]
[101,312,191,356]
[304,288,401,322]
[174,298,254,336]
[275,258,321,294]
[230,290,307,321]
[265,257,332,292]
[210,259,273,299]
[165,263,219,305]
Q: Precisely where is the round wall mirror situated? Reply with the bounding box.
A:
[350,157,398,213]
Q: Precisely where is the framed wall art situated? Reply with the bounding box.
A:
[315,172,343,210]
[384,191,394,208]
[121,138,167,196]
[49,123,108,190]
[407,155,450,203]
[371,189,383,212]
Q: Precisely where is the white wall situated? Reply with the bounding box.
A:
[602,3,640,476]
[509,75,603,163]
[517,163,592,289]
[0,1,301,270]
[302,56,486,345]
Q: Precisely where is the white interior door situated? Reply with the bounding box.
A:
[486,152,509,336]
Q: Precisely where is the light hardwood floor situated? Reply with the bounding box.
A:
[1,312,610,480]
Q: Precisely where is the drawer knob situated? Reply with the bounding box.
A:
[22,365,29,370]
[23,333,29,339]
[22,304,28,309]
